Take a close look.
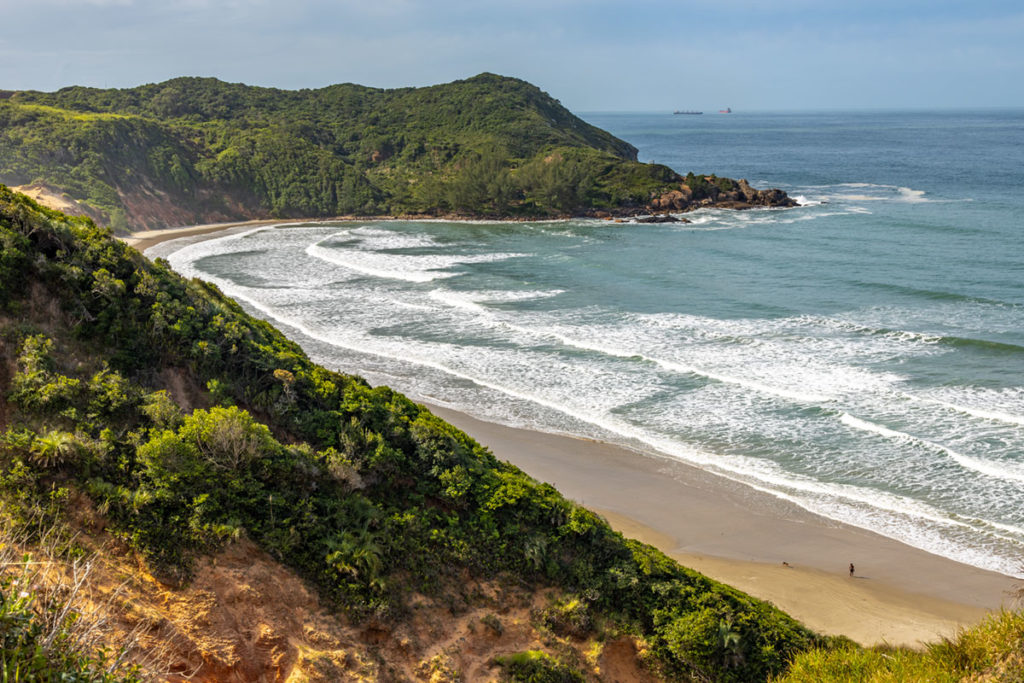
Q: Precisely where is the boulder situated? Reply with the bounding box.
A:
[737,179,758,202]
[636,214,689,224]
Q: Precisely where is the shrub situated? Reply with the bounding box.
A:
[494,650,585,683]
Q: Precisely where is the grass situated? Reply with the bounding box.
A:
[0,514,149,682]
[778,610,1024,682]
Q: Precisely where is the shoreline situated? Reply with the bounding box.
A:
[425,403,1014,648]
[123,218,309,251]
[120,205,794,251]
[123,217,547,251]
[132,219,1017,648]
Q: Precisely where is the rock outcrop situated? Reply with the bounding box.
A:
[648,175,798,214]
[636,214,687,224]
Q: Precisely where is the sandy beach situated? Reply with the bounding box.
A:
[122,219,295,251]
[426,404,1015,648]
[128,219,1018,648]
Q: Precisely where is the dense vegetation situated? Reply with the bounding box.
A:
[0,185,829,680]
[0,75,682,230]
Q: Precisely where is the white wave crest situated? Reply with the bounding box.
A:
[839,413,906,440]
[840,413,1024,484]
[913,393,1024,427]
[305,232,523,282]
[530,326,833,403]
[429,289,486,313]
[428,288,564,314]
[897,187,929,203]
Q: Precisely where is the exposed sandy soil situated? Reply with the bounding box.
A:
[11,183,98,219]
[6,529,656,682]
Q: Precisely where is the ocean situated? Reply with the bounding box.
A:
[148,110,1024,577]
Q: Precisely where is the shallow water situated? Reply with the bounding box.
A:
[150,110,1024,576]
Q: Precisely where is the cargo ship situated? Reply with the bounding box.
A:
[719,107,732,113]
[673,110,702,115]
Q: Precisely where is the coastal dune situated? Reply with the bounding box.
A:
[132,220,1016,649]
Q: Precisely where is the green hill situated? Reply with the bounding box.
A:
[0,75,687,231]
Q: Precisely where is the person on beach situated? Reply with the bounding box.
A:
[849,562,855,577]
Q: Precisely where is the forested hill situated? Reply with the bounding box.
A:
[0,74,687,231]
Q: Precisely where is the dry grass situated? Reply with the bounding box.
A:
[778,609,1024,682]
[0,514,184,681]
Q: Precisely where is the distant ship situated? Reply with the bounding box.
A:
[719,107,732,113]
[673,110,702,115]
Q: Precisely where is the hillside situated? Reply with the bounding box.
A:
[0,75,793,232]
[0,185,832,681]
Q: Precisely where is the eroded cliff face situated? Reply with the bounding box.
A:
[116,184,268,234]
[109,539,374,682]
[10,183,107,224]
[12,533,657,682]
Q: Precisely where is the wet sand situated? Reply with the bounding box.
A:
[128,219,1018,648]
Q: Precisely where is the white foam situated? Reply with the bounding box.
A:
[841,412,1024,485]
[810,182,933,205]
[792,195,821,206]
[834,194,888,201]
[306,241,450,282]
[534,311,918,401]
[389,299,435,312]
[655,358,831,403]
[897,187,929,203]
[305,232,523,283]
[156,219,1024,578]
[498,317,840,404]
[950,454,1024,485]
[428,289,487,313]
[918,396,1024,427]
[427,288,565,317]
[348,226,439,248]
[469,289,565,303]
[840,413,907,440]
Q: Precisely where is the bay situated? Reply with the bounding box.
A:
[150,110,1024,576]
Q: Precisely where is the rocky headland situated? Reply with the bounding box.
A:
[1,75,798,232]
[648,175,798,214]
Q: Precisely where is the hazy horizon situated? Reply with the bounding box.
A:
[2,0,1022,112]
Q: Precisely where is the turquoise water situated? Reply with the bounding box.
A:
[150,111,1024,576]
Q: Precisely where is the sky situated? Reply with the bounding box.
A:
[1,0,1022,112]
